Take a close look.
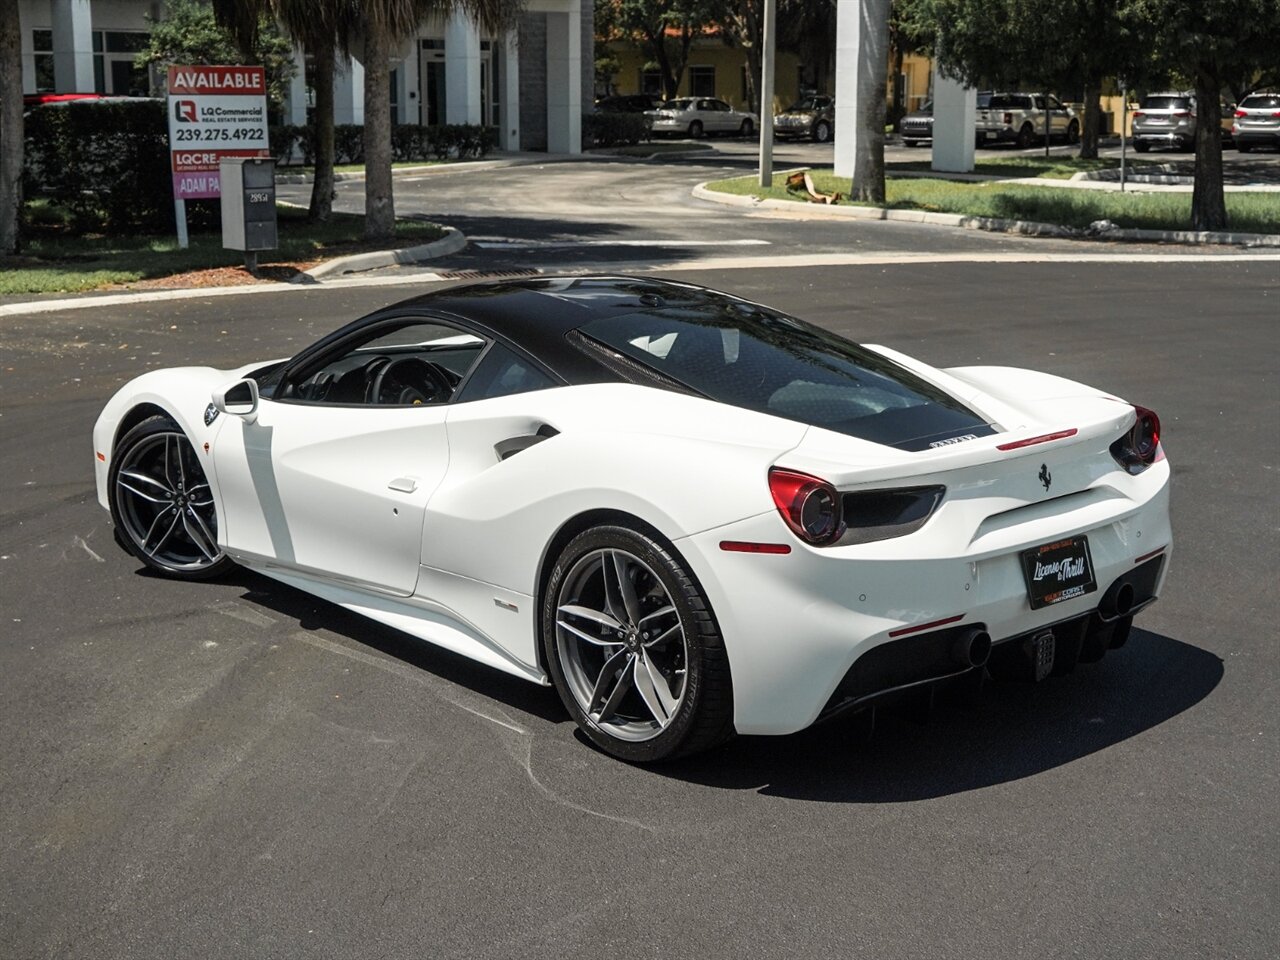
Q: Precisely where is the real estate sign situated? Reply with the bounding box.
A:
[166,65,269,200]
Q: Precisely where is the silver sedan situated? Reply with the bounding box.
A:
[647,97,758,138]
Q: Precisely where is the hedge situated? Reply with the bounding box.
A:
[582,112,652,148]
[23,101,500,233]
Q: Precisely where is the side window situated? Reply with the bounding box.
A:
[287,320,487,406]
[455,343,559,403]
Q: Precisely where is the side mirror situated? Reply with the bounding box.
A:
[212,378,260,423]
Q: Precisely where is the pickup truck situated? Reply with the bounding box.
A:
[976,93,1079,147]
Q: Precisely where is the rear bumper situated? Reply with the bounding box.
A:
[676,462,1171,736]
[1234,130,1280,147]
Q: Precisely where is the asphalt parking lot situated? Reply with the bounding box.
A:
[1,256,1277,958]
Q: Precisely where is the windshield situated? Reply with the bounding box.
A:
[576,300,995,451]
[662,99,693,110]
[786,97,829,112]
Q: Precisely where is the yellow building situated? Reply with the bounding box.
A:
[602,36,934,116]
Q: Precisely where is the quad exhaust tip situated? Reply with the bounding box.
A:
[1101,582,1136,620]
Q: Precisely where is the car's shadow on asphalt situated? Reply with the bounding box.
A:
[215,565,1221,802]
[648,629,1222,802]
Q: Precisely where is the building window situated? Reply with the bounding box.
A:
[641,69,662,97]
[98,31,149,95]
[689,65,715,98]
[33,29,55,92]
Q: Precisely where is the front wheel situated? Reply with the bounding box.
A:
[109,415,233,580]
[688,120,704,139]
[543,525,734,762]
[739,118,754,137]
[812,120,831,143]
[1067,120,1080,144]
[1134,141,1151,153]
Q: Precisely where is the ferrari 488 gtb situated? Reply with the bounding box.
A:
[94,277,1171,761]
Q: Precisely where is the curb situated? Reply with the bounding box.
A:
[297,226,467,280]
[275,152,596,185]
[691,183,1280,247]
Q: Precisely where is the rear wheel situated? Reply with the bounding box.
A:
[1066,120,1080,144]
[813,120,831,143]
[688,120,704,139]
[109,416,233,580]
[903,138,918,148]
[739,118,754,137]
[543,525,734,762]
[1134,141,1151,153]
[1237,142,1252,153]
[1016,123,1036,148]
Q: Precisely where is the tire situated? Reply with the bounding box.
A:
[739,118,754,137]
[542,524,734,762]
[1015,123,1036,149]
[1067,120,1080,144]
[812,120,831,143]
[903,139,918,148]
[688,120,703,139]
[109,415,233,580]
[1236,142,1252,153]
[1134,141,1150,153]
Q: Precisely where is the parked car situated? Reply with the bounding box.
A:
[1233,92,1280,152]
[977,93,1079,147]
[647,97,758,138]
[773,95,834,142]
[1131,93,1199,152]
[900,93,992,147]
[94,276,1171,762]
[594,94,663,115]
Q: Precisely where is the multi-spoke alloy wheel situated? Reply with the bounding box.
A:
[110,416,232,580]
[544,525,734,762]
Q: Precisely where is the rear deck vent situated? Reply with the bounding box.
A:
[839,485,945,545]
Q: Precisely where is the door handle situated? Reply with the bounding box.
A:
[388,477,418,493]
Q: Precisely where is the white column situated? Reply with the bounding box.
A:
[499,30,521,149]
[445,15,481,124]
[287,45,308,125]
[400,40,421,125]
[545,7,581,154]
[931,70,975,172]
[51,0,94,92]
[333,55,364,125]
[832,0,863,179]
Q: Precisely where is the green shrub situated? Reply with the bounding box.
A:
[582,111,651,148]
[23,99,174,231]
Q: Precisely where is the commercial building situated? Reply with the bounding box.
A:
[15,0,592,152]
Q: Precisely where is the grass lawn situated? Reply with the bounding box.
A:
[0,205,446,296]
[888,155,1144,180]
[706,169,1280,234]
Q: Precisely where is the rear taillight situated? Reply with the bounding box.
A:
[1132,111,1145,118]
[1003,111,1013,124]
[1110,405,1164,474]
[1235,109,1248,118]
[1273,111,1280,118]
[769,468,843,545]
[1173,110,1191,117]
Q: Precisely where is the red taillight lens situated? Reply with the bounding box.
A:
[1003,111,1013,124]
[1235,109,1247,118]
[1173,110,1191,117]
[768,468,843,545]
[1273,111,1280,118]
[1132,111,1145,118]
[1110,405,1163,474]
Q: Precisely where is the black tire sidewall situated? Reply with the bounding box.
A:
[542,524,722,763]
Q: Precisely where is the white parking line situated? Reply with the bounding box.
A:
[469,238,772,249]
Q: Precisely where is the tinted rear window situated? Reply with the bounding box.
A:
[576,302,994,450]
[988,95,1031,110]
[1141,96,1191,110]
[1241,94,1280,109]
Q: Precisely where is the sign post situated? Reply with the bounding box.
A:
[166,65,270,249]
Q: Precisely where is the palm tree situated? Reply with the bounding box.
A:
[360,0,521,239]
[214,0,360,221]
[1,0,23,255]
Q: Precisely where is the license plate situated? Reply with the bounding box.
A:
[1021,536,1097,610]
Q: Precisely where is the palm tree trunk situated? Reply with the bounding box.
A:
[309,37,336,221]
[0,2,23,255]
[851,0,890,203]
[1191,67,1227,232]
[363,21,395,239]
[1079,75,1100,160]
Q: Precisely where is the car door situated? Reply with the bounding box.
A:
[211,318,488,596]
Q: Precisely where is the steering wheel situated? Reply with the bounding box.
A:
[365,356,454,405]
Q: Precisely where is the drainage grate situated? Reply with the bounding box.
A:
[438,267,542,280]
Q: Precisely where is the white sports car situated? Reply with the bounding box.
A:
[93,277,1171,762]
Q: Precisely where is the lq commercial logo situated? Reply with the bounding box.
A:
[173,100,197,123]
